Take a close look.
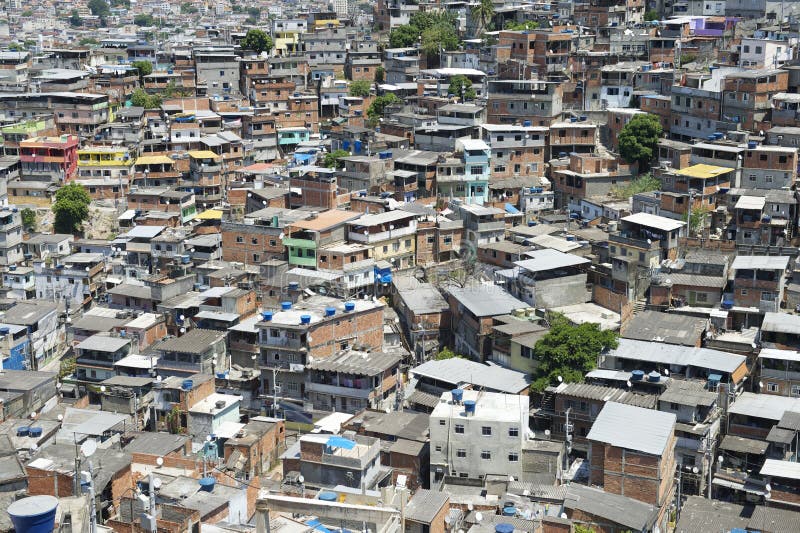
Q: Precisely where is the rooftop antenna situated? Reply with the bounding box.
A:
[80,439,98,533]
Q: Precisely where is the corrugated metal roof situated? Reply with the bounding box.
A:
[564,484,656,531]
[609,338,746,375]
[586,402,676,455]
[410,358,530,393]
[731,255,790,271]
[760,458,800,479]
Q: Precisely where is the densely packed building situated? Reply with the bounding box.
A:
[1,0,800,532]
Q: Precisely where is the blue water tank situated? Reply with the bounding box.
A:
[463,400,476,415]
[648,371,661,383]
[344,302,355,312]
[748,140,758,149]
[262,311,273,321]
[288,282,299,291]
[631,370,645,381]
[325,307,336,317]
[0,327,10,335]
[523,120,532,127]
[495,524,514,533]
[216,372,227,379]
[281,301,292,310]
[354,140,362,154]
[16,427,29,437]
[451,389,463,403]
[579,115,587,122]
[319,492,338,502]
[198,477,216,492]
[570,117,578,123]
[502,507,517,516]
[181,255,191,264]
[28,427,42,438]
[181,379,194,391]
[7,495,59,533]
[300,314,311,325]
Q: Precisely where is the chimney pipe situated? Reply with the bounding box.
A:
[255,501,271,533]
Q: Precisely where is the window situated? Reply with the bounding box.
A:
[508,452,519,462]
[457,449,466,458]
[435,445,442,452]
[508,427,519,437]
[439,419,446,425]
[455,424,464,434]
[236,236,243,243]
[767,382,779,392]
[792,385,800,397]
[481,426,492,436]
[481,450,491,460]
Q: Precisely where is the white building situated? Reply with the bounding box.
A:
[429,389,528,485]
[739,38,795,68]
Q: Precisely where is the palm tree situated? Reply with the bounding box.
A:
[471,0,495,37]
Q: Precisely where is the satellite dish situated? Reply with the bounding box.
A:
[156,457,164,467]
[206,435,212,442]
[626,380,632,388]
[692,467,699,474]
[560,513,568,519]
[663,369,670,376]
[467,503,474,511]
[100,386,106,393]
[81,438,98,458]
[444,517,452,525]
[31,443,38,452]
[30,412,36,419]
[385,407,391,414]
[298,475,305,484]
[152,477,162,490]
[57,414,63,422]
[508,475,515,482]
[557,375,563,383]
[544,429,551,437]
[759,381,764,388]
[475,512,483,522]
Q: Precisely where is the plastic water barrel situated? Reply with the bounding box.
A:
[7,495,59,533]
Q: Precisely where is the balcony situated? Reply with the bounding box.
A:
[306,381,371,399]
[609,232,662,250]
[348,224,415,244]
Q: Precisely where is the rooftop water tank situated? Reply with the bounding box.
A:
[631,370,645,381]
[281,301,292,311]
[16,427,29,437]
[198,477,215,492]
[451,389,463,404]
[28,427,42,438]
[463,400,476,415]
[0,327,10,335]
[7,495,59,533]
[300,314,312,325]
[325,307,336,317]
[288,282,299,291]
[495,524,514,533]
[647,371,661,383]
[502,507,517,517]
[344,302,355,312]
[748,140,758,149]
[319,491,338,502]
[181,255,191,264]
[262,311,273,321]
[181,379,194,391]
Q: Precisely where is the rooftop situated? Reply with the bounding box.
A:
[431,389,528,422]
[587,402,676,455]
[411,359,530,394]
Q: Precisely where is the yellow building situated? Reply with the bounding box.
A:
[76,146,133,180]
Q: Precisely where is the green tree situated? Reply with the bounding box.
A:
[389,24,418,48]
[349,79,371,97]
[130,88,162,108]
[644,9,660,21]
[530,313,618,392]
[610,173,660,200]
[88,0,110,17]
[240,29,273,54]
[420,22,459,57]
[684,204,710,236]
[573,526,596,533]
[448,75,476,100]
[505,20,540,30]
[247,6,261,19]
[434,347,463,360]
[52,182,92,235]
[367,93,402,121]
[79,37,99,46]
[180,2,198,14]
[21,9,33,17]
[471,0,495,35]
[21,208,36,230]
[618,113,663,170]
[134,13,155,26]
[59,355,76,380]
[132,60,153,79]
[374,66,385,84]
[69,9,82,26]
[323,149,350,169]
